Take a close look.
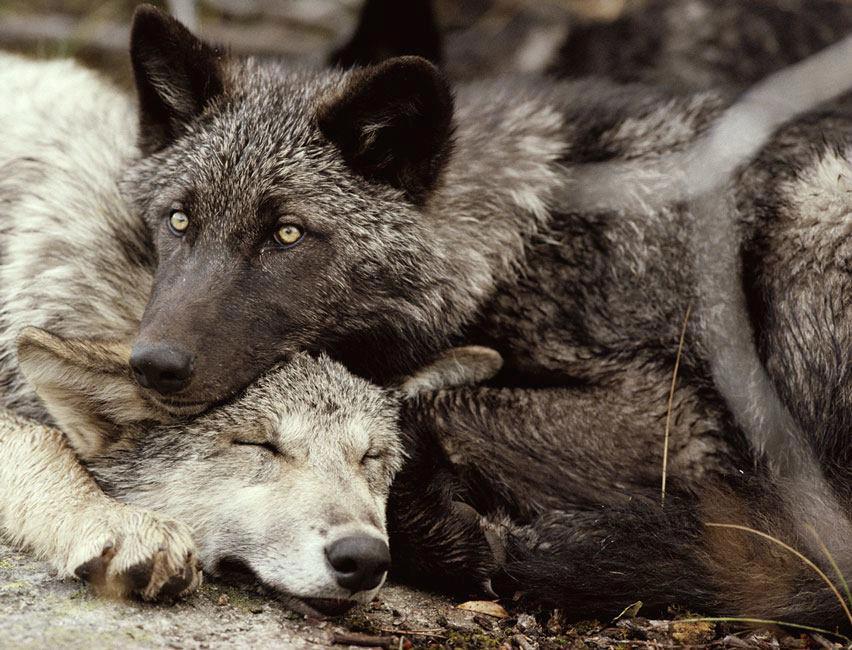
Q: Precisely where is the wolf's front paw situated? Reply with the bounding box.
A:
[71,508,201,601]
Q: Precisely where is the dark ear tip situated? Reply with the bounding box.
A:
[384,55,439,71]
[373,55,452,105]
[131,3,168,27]
[379,55,445,83]
[130,3,182,46]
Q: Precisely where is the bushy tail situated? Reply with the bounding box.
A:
[494,487,852,630]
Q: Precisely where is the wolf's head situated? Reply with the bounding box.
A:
[17,327,501,615]
[122,6,466,411]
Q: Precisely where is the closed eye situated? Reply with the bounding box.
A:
[233,440,278,454]
[361,449,383,464]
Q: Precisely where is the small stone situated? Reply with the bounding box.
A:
[216,594,229,606]
[473,615,494,630]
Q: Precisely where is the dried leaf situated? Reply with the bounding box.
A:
[457,601,510,619]
[613,600,643,621]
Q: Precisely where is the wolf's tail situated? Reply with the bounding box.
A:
[494,485,852,629]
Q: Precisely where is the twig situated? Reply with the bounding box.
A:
[661,304,691,505]
[379,628,446,638]
[678,616,850,643]
[332,631,397,648]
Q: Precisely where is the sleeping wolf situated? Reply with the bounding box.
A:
[6,326,496,614]
[0,52,500,611]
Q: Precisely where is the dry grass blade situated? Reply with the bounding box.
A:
[706,523,852,626]
[676,617,851,643]
[662,304,691,505]
[807,523,852,611]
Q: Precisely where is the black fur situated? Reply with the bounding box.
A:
[387,418,497,597]
[330,0,442,69]
[130,5,225,154]
[553,0,852,92]
[317,56,454,204]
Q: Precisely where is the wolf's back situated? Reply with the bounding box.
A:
[0,54,150,420]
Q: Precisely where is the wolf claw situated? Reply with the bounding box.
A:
[71,508,200,601]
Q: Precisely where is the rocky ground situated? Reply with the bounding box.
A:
[2,542,849,649]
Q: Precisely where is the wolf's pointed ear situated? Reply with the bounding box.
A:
[16,328,170,460]
[318,56,454,204]
[130,4,225,154]
[399,346,502,397]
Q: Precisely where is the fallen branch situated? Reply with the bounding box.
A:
[331,631,398,648]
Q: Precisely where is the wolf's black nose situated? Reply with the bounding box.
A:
[325,536,390,593]
[130,342,194,395]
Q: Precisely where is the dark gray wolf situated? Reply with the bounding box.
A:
[389,53,852,629]
[3,4,852,627]
[330,0,441,70]
[0,51,500,611]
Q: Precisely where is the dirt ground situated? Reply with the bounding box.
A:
[3,541,848,649]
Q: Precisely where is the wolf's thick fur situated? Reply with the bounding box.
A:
[390,87,852,625]
[2,5,852,625]
[6,329,405,612]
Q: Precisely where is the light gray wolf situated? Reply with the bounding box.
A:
[8,325,498,615]
[0,51,500,612]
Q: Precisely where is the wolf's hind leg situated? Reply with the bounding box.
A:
[0,409,200,601]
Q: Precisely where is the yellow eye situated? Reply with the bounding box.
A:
[274,224,303,247]
[169,210,189,234]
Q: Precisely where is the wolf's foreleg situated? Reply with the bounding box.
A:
[0,408,200,600]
